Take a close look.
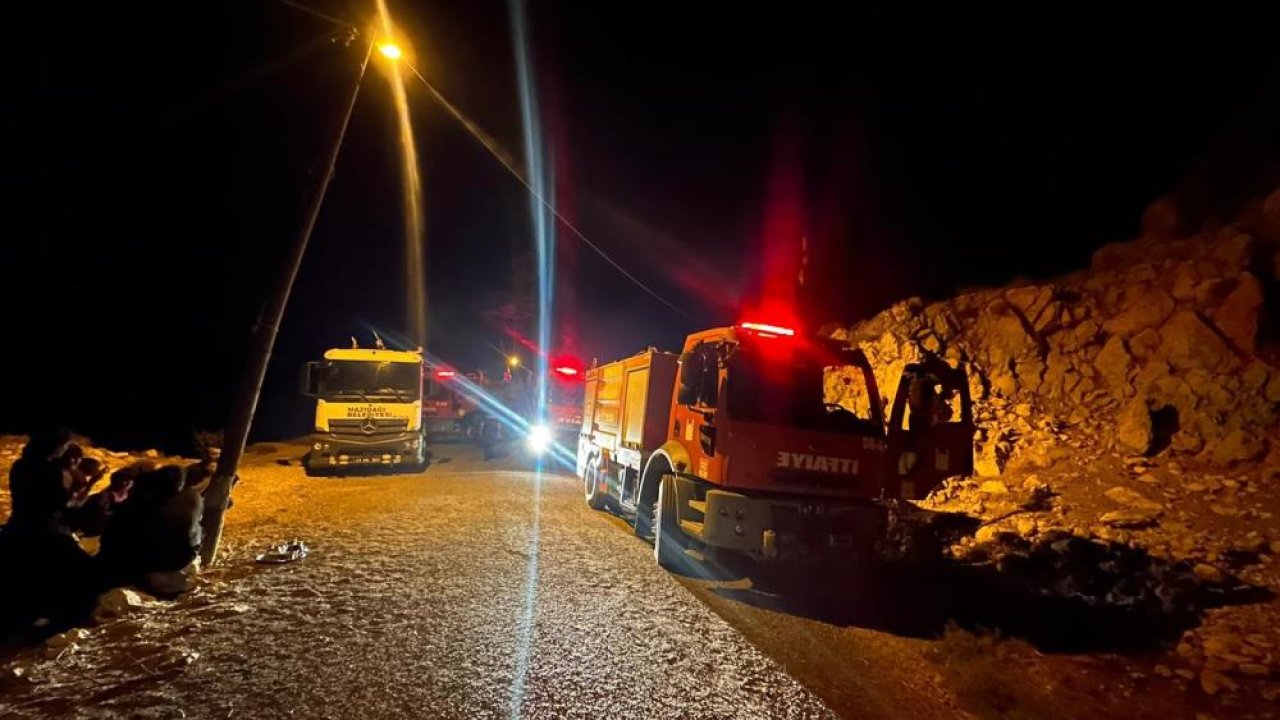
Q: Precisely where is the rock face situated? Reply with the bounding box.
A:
[828,189,1280,468]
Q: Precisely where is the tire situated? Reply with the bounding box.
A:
[585,456,610,510]
[654,473,686,570]
[480,420,502,460]
[634,497,654,541]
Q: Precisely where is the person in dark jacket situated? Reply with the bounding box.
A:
[7,429,74,533]
[98,464,204,597]
[1,430,98,637]
[67,462,144,538]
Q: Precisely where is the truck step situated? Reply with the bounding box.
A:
[687,499,707,516]
[679,519,705,539]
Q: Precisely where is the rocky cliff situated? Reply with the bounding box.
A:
[827,187,1280,475]
[824,188,1280,707]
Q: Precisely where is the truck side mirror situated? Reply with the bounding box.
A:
[302,362,323,397]
[677,346,719,408]
[677,352,699,405]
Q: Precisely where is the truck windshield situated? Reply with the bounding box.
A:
[319,361,420,401]
[725,339,880,435]
[548,379,584,407]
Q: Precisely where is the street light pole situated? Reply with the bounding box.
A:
[199,37,373,567]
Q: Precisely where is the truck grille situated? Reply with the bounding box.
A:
[329,418,410,437]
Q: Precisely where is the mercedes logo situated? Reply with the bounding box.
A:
[360,416,378,435]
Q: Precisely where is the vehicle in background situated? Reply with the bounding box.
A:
[576,322,974,571]
[301,346,428,475]
[525,360,586,455]
[423,368,482,442]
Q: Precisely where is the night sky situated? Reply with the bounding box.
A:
[4,2,1278,451]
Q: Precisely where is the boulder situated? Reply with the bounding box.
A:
[1116,397,1154,455]
[1103,285,1175,337]
[1212,233,1256,271]
[1193,563,1225,583]
[92,588,149,623]
[1100,509,1159,528]
[1155,311,1236,373]
[1207,273,1264,353]
[1093,335,1134,398]
[1169,263,1201,300]
[1243,361,1270,390]
[1199,667,1239,696]
[46,628,89,651]
[1104,486,1163,512]
[1207,430,1267,465]
[979,480,1009,495]
[1128,328,1161,360]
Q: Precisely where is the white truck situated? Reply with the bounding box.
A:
[301,346,428,475]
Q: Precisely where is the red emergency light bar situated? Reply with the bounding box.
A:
[553,366,579,376]
[738,322,796,338]
[434,370,457,379]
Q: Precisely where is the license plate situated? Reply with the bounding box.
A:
[798,504,826,515]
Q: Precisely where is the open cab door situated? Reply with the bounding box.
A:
[886,354,975,500]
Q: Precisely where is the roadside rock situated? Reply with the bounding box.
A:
[1200,667,1239,695]
[1105,486,1163,512]
[1208,430,1267,465]
[1101,509,1160,529]
[1116,398,1154,455]
[1192,564,1225,584]
[92,588,150,622]
[45,628,89,652]
[1208,273,1264,353]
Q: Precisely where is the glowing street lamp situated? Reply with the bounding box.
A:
[507,355,521,368]
[378,43,403,60]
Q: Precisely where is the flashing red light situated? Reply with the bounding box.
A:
[553,366,579,376]
[434,370,457,379]
[738,322,796,338]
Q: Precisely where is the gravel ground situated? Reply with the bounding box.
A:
[0,442,869,720]
[3,439,1239,720]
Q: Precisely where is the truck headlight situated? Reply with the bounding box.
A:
[527,425,552,454]
[313,442,323,451]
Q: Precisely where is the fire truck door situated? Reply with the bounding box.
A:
[886,357,975,500]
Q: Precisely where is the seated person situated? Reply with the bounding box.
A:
[98,465,204,597]
[67,462,144,538]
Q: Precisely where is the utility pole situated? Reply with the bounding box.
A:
[200,37,372,566]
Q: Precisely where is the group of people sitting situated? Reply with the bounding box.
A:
[1,429,215,638]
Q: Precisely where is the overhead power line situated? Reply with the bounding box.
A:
[401,62,691,319]
[267,1,692,318]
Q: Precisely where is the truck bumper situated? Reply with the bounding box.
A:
[699,489,885,560]
[307,431,425,469]
[423,416,462,437]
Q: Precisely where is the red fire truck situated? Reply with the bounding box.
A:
[422,368,482,441]
[576,322,973,569]
[526,360,586,454]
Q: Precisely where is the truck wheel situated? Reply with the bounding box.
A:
[303,453,321,477]
[654,474,687,571]
[585,456,610,510]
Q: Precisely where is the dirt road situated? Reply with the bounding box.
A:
[2,441,1232,720]
[0,442,969,719]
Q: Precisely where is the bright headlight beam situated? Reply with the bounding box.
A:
[526,424,552,454]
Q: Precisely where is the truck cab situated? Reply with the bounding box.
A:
[646,323,891,561]
[302,347,428,474]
